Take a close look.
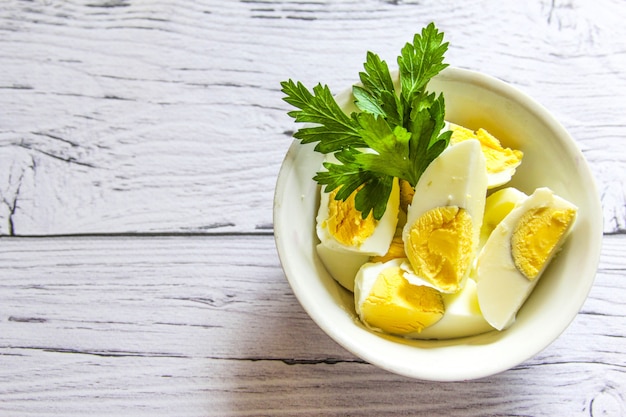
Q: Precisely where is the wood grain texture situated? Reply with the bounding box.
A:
[1,1,625,416]
[0,235,624,416]
[1,0,625,235]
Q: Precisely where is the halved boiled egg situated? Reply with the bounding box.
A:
[411,278,495,340]
[476,187,578,330]
[354,258,444,336]
[316,171,400,256]
[402,139,488,293]
[316,243,370,292]
[449,123,523,189]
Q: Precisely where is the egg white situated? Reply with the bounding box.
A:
[316,243,370,292]
[408,278,495,340]
[476,187,578,330]
[402,139,488,292]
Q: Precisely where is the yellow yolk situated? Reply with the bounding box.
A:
[359,265,444,335]
[449,124,523,186]
[369,236,406,263]
[448,123,475,141]
[511,206,577,280]
[402,140,487,293]
[404,206,473,293]
[476,187,578,330]
[399,179,415,213]
[317,175,399,256]
[324,187,376,247]
[475,129,523,174]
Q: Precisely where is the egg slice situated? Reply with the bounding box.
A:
[316,243,370,292]
[316,169,400,256]
[402,139,488,293]
[449,123,523,189]
[354,258,444,336]
[476,187,578,330]
[410,278,495,340]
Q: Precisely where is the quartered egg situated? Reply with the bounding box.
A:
[402,139,488,293]
[449,123,523,189]
[354,258,444,336]
[476,187,578,330]
[410,278,495,340]
[316,174,400,257]
[316,243,370,292]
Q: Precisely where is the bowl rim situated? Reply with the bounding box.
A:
[273,66,603,381]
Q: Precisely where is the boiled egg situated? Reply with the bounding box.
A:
[354,258,444,336]
[402,139,488,293]
[316,243,370,292]
[410,278,495,339]
[316,170,400,256]
[449,123,523,189]
[476,187,578,330]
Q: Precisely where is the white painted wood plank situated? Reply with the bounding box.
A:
[0,234,624,416]
[0,354,623,417]
[1,3,624,415]
[1,0,625,235]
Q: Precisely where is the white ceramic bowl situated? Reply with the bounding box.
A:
[273,67,603,381]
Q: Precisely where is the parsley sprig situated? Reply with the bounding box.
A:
[280,23,451,220]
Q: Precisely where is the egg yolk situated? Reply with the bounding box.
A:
[450,125,523,175]
[360,266,444,335]
[324,187,376,247]
[370,236,406,263]
[511,206,576,280]
[399,179,415,213]
[405,206,473,292]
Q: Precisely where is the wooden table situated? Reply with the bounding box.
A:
[1,1,624,415]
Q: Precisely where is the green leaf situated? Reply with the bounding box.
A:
[359,52,396,98]
[408,93,451,184]
[355,52,403,127]
[352,85,385,117]
[398,22,449,111]
[280,80,364,153]
[353,113,411,180]
[354,173,394,221]
[281,23,451,220]
[314,149,394,220]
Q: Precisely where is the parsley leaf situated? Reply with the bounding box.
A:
[280,80,364,153]
[398,22,449,119]
[353,51,403,127]
[314,149,394,221]
[281,22,450,220]
[407,93,452,183]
